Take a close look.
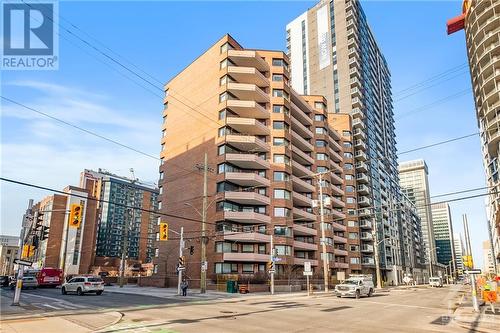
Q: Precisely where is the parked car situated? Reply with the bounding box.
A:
[61,275,104,296]
[335,274,374,299]
[9,276,39,289]
[429,277,443,288]
[0,276,10,287]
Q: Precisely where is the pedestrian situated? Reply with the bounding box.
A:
[181,279,188,296]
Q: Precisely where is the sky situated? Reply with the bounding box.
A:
[0,0,490,267]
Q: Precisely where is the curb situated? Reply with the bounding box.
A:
[92,311,124,332]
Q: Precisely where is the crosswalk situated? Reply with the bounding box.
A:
[30,301,89,311]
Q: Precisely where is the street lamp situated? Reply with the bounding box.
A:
[427,246,440,281]
[373,233,391,289]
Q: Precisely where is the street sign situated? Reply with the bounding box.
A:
[201,261,207,272]
[304,261,311,273]
[14,259,32,266]
[464,269,482,275]
[303,271,313,276]
[272,257,282,262]
[268,269,276,274]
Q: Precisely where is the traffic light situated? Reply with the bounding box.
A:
[189,246,194,255]
[40,226,50,241]
[22,245,35,258]
[179,256,185,267]
[33,211,44,232]
[159,222,168,241]
[68,203,83,228]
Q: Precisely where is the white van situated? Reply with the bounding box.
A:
[335,274,375,298]
[429,277,443,287]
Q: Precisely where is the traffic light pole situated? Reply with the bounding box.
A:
[13,199,33,306]
[463,214,479,312]
[201,152,208,294]
[177,227,184,296]
[270,234,274,295]
[119,208,133,288]
[317,172,329,293]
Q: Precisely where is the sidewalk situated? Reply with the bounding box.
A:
[453,295,499,333]
[104,284,246,300]
[0,311,123,333]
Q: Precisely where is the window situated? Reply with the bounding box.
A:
[344,152,353,158]
[345,174,353,180]
[242,244,254,253]
[218,109,226,120]
[273,105,283,113]
[344,141,352,148]
[273,121,289,130]
[273,172,289,181]
[219,92,228,102]
[342,130,351,137]
[272,74,284,82]
[350,257,360,264]
[162,129,166,138]
[315,140,327,147]
[315,127,326,134]
[258,245,266,254]
[316,153,327,160]
[274,226,292,237]
[347,197,356,204]
[274,189,291,199]
[154,248,159,257]
[344,163,353,170]
[273,154,290,165]
[161,143,165,151]
[218,145,226,155]
[349,232,358,239]
[215,263,238,274]
[242,264,254,273]
[275,245,292,255]
[273,89,284,97]
[346,185,355,193]
[317,166,327,173]
[163,115,167,124]
[273,137,289,147]
[220,42,233,53]
[314,114,325,121]
[158,201,162,210]
[215,242,238,253]
[220,59,233,69]
[159,172,164,180]
[348,221,358,227]
[274,207,291,217]
[218,127,230,137]
[153,264,158,274]
[272,58,285,67]
[156,232,160,241]
[314,102,325,110]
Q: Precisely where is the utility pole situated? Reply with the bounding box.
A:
[13,199,33,306]
[200,152,208,294]
[486,214,499,274]
[119,207,133,288]
[318,172,329,293]
[373,225,383,289]
[463,214,479,312]
[270,234,274,295]
[177,226,184,296]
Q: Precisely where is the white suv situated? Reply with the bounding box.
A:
[62,276,104,296]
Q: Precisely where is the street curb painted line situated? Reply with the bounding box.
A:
[91,311,124,332]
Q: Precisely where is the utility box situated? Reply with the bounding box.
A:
[226,280,238,293]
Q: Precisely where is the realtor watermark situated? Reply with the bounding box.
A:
[1,0,59,70]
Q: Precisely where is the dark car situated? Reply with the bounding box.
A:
[0,276,9,287]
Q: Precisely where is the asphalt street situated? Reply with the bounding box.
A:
[0,287,187,315]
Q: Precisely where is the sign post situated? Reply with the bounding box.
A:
[13,259,32,267]
[303,261,312,296]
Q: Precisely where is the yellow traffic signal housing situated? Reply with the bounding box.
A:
[69,203,83,228]
[159,222,168,241]
[22,245,35,258]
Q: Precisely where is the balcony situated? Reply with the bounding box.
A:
[293,240,317,251]
[291,116,313,139]
[361,257,375,265]
[330,197,345,208]
[354,139,366,151]
[358,196,370,207]
[329,137,343,152]
[355,161,368,172]
[332,221,347,232]
[224,192,270,205]
[226,117,270,135]
[224,100,269,119]
[294,223,318,236]
[330,209,346,220]
[358,208,371,217]
[292,145,315,165]
[359,219,372,229]
[291,130,314,152]
[224,172,270,187]
[334,248,348,256]
[293,191,312,207]
[353,119,365,131]
[224,231,271,243]
[330,173,343,185]
[333,262,349,269]
[361,245,374,253]
[333,235,347,244]
[291,90,313,115]
[352,108,364,119]
[357,184,369,195]
[331,185,344,196]
[354,150,367,161]
[329,160,343,174]
[227,66,268,87]
[225,153,270,170]
[329,148,343,163]
[223,252,269,262]
[292,160,314,178]
[227,83,269,103]
[290,102,313,126]
[227,49,269,72]
[356,173,369,183]
[224,134,270,152]
[292,175,315,193]
[360,232,373,241]
[223,211,271,224]
[353,128,365,140]
[293,258,318,266]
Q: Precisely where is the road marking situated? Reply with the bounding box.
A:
[359,300,443,310]
[40,303,62,310]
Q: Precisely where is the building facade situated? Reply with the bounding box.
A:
[448,0,500,271]
[398,160,436,266]
[152,34,362,288]
[430,203,456,270]
[287,0,402,284]
[0,235,20,276]
[483,240,496,274]
[80,169,159,274]
[453,232,465,275]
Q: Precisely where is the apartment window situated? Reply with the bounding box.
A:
[242,244,254,253]
[218,109,226,120]
[215,263,238,274]
[344,163,353,170]
[156,232,160,241]
[349,232,358,239]
[273,171,290,181]
[315,127,326,134]
[154,248,159,257]
[272,58,285,67]
[315,140,327,147]
[273,137,289,147]
[348,209,356,216]
[273,121,289,131]
[220,42,233,53]
[163,115,167,124]
[241,263,254,273]
[274,189,291,200]
[344,152,353,158]
[274,207,291,217]
[273,105,284,113]
[344,141,352,148]
[275,245,292,255]
[220,58,234,69]
[350,257,360,264]
[272,74,284,82]
[218,126,230,137]
[314,102,325,110]
[162,129,166,138]
[314,114,326,121]
[273,89,284,97]
[163,102,168,110]
[345,175,353,180]
[159,172,164,180]
[215,242,238,253]
[165,89,169,98]
[219,92,228,102]
[274,226,292,237]
[316,153,327,161]
[343,130,351,137]
[347,197,356,204]
[158,201,162,210]
[348,221,358,227]
[273,154,290,165]
[153,264,158,274]
[346,186,355,193]
[317,166,327,173]
[157,217,161,226]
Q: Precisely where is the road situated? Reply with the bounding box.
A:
[100,285,466,333]
[0,287,187,315]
